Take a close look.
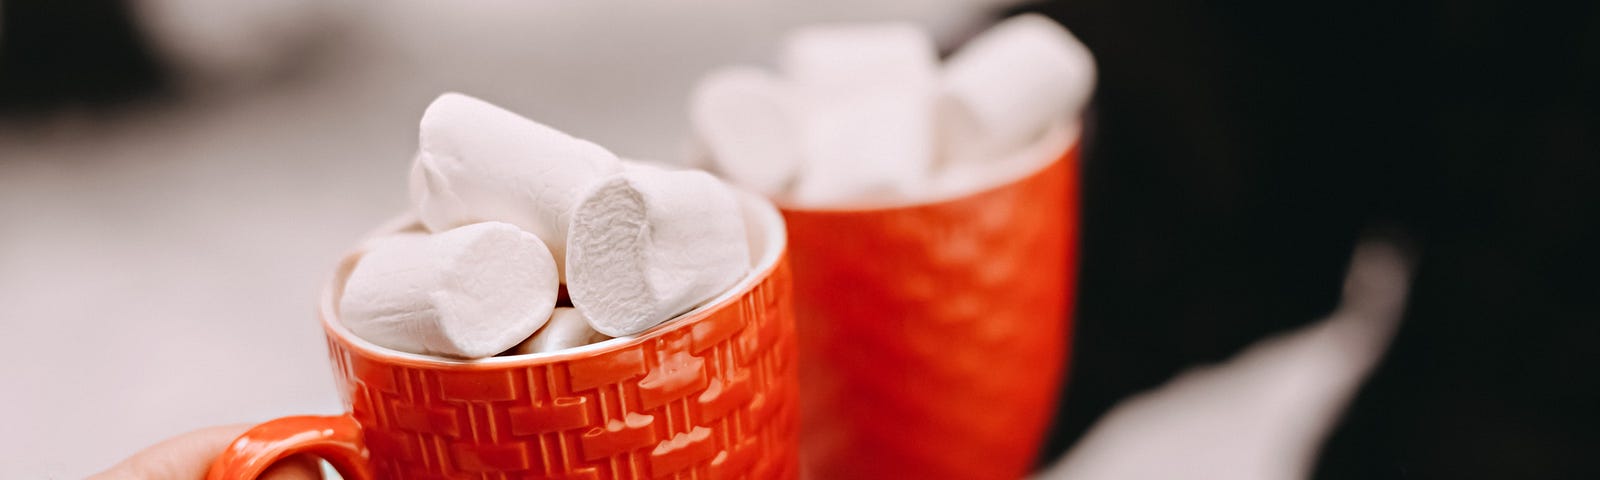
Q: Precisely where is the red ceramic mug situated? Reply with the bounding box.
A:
[207,193,799,480]
[782,127,1080,480]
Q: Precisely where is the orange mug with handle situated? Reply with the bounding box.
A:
[782,127,1080,480]
[208,193,798,480]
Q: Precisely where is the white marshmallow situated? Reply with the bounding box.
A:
[788,90,936,205]
[939,14,1095,166]
[410,92,622,280]
[931,121,1078,199]
[506,307,611,355]
[339,222,559,359]
[779,22,939,206]
[689,66,803,196]
[780,22,938,91]
[566,165,750,336]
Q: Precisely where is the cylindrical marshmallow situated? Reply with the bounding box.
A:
[788,87,935,205]
[930,121,1077,199]
[689,66,803,196]
[779,22,939,205]
[566,165,751,336]
[506,307,611,355]
[780,21,939,90]
[339,222,559,359]
[939,14,1096,165]
[410,92,622,280]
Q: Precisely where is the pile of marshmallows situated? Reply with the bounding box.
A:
[336,15,1093,359]
[340,93,752,359]
[690,14,1095,206]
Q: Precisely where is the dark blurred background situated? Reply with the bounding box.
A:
[0,1,168,113]
[1022,0,1600,477]
[2,0,1595,478]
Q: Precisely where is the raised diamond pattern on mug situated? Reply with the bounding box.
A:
[649,427,716,477]
[390,402,461,437]
[637,351,708,410]
[349,354,398,394]
[364,429,420,462]
[697,374,754,424]
[708,438,760,480]
[579,412,657,461]
[438,370,518,402]
[567,348,647,392]
[451,441,538,472]
[746,392,778,429]
[691,309,745,353]
[508,396,590,436]
[750,311,782,360]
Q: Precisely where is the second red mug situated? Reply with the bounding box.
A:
[783,133,1080,480]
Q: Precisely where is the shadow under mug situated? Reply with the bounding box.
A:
[782,134,1080,480]
[207,193,799,480]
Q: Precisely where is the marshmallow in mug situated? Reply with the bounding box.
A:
[931,120,1079,199]
[689,14,1094,207]
[339,222,559,359]
[781,22,939,205]
[689,67,803,195]
[410,92,622,281]
[567,163,751,337]
[344,93,754,359]
[939,14,1097,168]
[505,307,611,355]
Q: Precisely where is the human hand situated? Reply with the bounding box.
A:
[89,424,322,480]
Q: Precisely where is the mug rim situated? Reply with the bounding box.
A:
[774,120,1080,214]
[318,190,788,369]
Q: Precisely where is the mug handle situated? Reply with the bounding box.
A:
[205,414,373,480]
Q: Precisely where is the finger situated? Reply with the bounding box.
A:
[261,452,323,480]
[89,424,323,480]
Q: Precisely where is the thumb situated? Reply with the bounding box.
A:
[89,424,323,480]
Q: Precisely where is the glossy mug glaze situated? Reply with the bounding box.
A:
[782,134,1080,480]
[207,193,799,480]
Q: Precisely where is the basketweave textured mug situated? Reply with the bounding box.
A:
[207,192,799,480]
[781,126,1080,480]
